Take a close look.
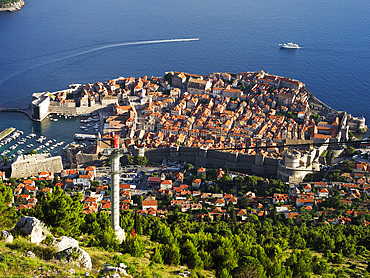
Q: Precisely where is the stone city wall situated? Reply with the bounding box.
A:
[11,156,63,179]
[145,146,280,175]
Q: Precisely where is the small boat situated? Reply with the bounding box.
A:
[279,42,300,49]
[74,134,85,141]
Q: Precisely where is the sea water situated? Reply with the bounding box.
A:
[0,0,369,141]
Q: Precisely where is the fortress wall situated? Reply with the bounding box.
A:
[145,148,170,162]
[236,153,254,163]
[207,149,229,162]
[263,157,280,175]
[146,146,280,176]
[236,153,255,171]
[11,156,63,179]
[76,153,100,166]
[49,104,113,115]
[177,147,199,164]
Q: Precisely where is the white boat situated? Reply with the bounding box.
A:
[279,42,300,49]
[74,134,85,141]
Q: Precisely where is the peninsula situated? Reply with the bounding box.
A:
[0,0,24,11]
[30,70,367,183]
[1,71,370,278]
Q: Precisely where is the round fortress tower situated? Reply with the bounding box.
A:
[284,150,301,168]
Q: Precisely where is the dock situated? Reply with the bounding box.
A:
[0,127,15,141]
[74,133,97,141]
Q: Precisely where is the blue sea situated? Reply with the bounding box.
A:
[0,0,369,141]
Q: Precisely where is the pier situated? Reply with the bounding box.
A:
[0,107,36,121]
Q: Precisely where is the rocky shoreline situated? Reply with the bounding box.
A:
[0,0,25,12]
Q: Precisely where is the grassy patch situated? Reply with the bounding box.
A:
[6,237,55,260]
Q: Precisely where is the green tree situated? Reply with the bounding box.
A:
[164,72,174,82]
[344,146,355,156]
[0,183,16,228]
[235,256,265,278]
[151,247,163,264]
[330,252,343,264]
[326,150,333,165]
[122,234,145,257]
[185,163,194,171]
[33,186,84,236]
[312,255,329,275]
[221,168,231,182]
[285,249,311,278]
[26,149,37,155]
[2,155,7,165]
[181,239,203,269]
[127,154,135,165]
[163,244,181,266]
[82,212,119,251]
[218,268,233,278]
[136,156,148,166]
[212,244,238,272]
[199,250,213,269]
[90,180,100,192]
[134,210,143,235]
[290,234,306,249]
[206,168,217,181]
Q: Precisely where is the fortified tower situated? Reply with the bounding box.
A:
[277,149,313,183]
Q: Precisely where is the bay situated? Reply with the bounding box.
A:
[0,0,369,141]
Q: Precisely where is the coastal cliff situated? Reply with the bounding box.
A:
[0,0,25,12]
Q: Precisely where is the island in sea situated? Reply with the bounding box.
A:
[0,0,25,12]
[27,70,367,183]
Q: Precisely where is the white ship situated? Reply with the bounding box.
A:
[279,42,300,49]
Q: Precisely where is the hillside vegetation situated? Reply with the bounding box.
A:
[1,182,370,277]
[0,0,18,8]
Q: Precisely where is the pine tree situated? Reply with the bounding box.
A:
[122,234,145,257]
[163,244,180,265]
[181,239,203,269]
[134,210,143,235]
[0,183,16,228]
[151,246,164,264]
[34,186,84,236]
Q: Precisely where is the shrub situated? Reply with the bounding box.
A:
[6,238,55,260]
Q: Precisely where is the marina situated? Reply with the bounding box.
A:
[0,130,67,159]
[0,112,101,163]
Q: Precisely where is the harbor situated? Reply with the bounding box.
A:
[0,111,102,164]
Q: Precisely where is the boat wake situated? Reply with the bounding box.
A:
[0,38,200,85]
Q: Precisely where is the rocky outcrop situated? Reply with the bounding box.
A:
[13,216,49,245]
[0,0,25,12]
[102,265,128,276]
[1,230,13,243]
[24,250,35,258]
[55,246,92,270]
[51,236,79,252]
